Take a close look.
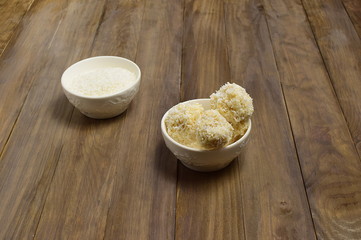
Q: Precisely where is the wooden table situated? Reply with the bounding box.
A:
[1,0,361,239]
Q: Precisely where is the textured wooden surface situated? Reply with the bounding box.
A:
[262,0,361,239]
[342,0,361,38]
[0,0,360,239]
[225,0,316,239]
[0,0,34,53]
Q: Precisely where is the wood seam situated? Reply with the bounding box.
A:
[0,76,34,169]
[101,0,149,239]
[0,0,39,158]
[174,0,187,239]
[179,0,187,103]
[239,174,247,240]
[340,0,361,40]
[299,0,361,161]
[0,0,37,58]
[102,177,114,240]
[32,132,68,239]
[280,82,319,240]
[89,0,108,54]
[222,1,247,239]
[259,1,319,237]
[32,105,75,239]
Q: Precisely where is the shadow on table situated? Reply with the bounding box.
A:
[50,94,128,129]
[153,141,179,184]
[176,158,241,186]
[155,140,244,187]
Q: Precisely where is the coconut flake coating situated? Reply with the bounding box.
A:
[210,82,253,126]
[165,103,204,148]
[232,120,249,142]
[196,110,234,149]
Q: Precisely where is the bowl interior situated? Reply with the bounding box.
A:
[61,56,141,99]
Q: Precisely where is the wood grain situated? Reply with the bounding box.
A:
[0,0,360,238]
[0,0,68,153]
[0,0,108,238]
[90,0,144,59]
[224,0,317,239]
[0,0,34,54]
[342,0,361,38]
[101,0,182,239]
[181,0,229,100]
[302,0,361,155]
[262,0,361,238]
[34,1,146,239]
[176,0,245,239]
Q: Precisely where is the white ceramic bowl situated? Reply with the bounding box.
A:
[61,56,141,119]
[161,99,251,172]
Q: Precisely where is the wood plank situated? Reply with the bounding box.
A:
[90,0,144,58]
[303,0,361,155]
[0,0,34,54]
[176,165,246,239]
[176,0,245,239]
[342,0,361,38]
[261,0,361,238]
[0,0,108,238]
[180,0,229,99]
[101,0,182,239]
[0,0,69,153]
[224,0,317,239]
[34,1,147,239]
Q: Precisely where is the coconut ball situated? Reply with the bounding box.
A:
[196,110,234,149]
[232,120,250,142]
[165,102,204,148]
[210,82,253,126]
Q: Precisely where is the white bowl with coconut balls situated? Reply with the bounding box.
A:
[161,83,254,172]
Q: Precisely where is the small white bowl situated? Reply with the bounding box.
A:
[61,56,141,119]
[161,99,251,172]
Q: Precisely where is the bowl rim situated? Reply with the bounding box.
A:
[161,98,252,152]
[61,56,141,100]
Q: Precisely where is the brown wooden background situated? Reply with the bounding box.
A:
[0,0,360,239]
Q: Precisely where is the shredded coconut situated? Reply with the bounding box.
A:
[165,103,204,149]
[65,67,136,97]
[196,110,233,149]
[232,120,249,142]
[210,82,253,126]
